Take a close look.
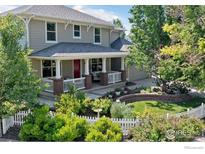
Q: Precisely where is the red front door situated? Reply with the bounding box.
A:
[74,59,81,78]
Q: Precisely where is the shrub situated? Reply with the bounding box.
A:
[19,105,55,141]
[52,114,89,141]
[85,117,123,142]
[55,94,81,114]
[91,98,112,115]
[166,81,189,94]
[19,106,89,141]
[110,102,133,118]
[129,110,205,142]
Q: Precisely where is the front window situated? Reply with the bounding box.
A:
[46,22,56,42]
[91,58,102,72]
[73,25,81,38]
[42,60,56,78]
[94,28,101,44]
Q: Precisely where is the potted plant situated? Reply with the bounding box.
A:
[115,88,122,96]
[107,91,113,99]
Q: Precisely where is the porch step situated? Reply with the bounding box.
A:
[39,91,56,101]
[84,82,126,93]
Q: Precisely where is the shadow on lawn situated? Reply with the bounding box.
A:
[145,97,205,112]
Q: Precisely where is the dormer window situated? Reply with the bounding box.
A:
[46,22,57,43]
[94,28,101,44]
[73,25,81,39]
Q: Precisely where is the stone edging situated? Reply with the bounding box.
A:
[118,93,193,103]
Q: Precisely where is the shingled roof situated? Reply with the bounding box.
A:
[111,38,132,51]
[1,5,113,27]
[30,42,122,57]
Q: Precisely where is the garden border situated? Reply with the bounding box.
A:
[117,93,193,103]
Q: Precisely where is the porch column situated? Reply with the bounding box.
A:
[85,58,89,75]
[84,59,92,89]
[100,57,108,86]
[56,59,61,79]
[121,57,125,71]
[120,57,126,82]
[53,59,63,95]
[102,57,107,73]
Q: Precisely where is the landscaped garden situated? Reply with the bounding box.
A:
[1,6,205,142]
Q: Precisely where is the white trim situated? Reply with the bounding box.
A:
[32,16,114,29]
[73,24,81,39]
[93,27,101,44]
[45,21,58,43]
[40,59,43,77]
[29,52,128,60]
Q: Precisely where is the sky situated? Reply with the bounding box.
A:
[0,5,132,34]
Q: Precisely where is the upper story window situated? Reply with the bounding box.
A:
[73,25,81,39]
[94,28,101,44]
[46,22,57,43]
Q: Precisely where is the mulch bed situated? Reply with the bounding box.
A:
[1,126,20,141]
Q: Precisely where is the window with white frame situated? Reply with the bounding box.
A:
[46,22,57,42]
[94,28,101,44]
[73,25,81,38]
[42,60,56,77]
[91,58,102,72]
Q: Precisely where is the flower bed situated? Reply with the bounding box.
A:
[118,93,193,103]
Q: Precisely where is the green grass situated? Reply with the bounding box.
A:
[127,98,205,114]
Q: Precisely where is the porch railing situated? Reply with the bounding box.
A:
[42,78,54,93]
[63,77,85,92]
[108,71,122,84]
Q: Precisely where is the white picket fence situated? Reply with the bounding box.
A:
[2,103,205,135]
[78,115,139,134]
[175,103,205,119]
[2,109,31,134]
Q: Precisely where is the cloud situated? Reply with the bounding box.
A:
[72,5,131,35]
[72,5,119,23]
[0,5,19,13]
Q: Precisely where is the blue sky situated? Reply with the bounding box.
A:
[0,5,132,34]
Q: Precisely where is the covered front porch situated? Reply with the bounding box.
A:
[29,42,128,95]
[39,57,126,95]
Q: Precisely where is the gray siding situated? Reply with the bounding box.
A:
[29,19,114,52]
[110,31,120,43]
[30,59,41,77]
[128,65,148,81]
[61,60,73,78]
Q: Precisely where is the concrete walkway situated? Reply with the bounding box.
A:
[39,78,155,106]
[0,138,18,142]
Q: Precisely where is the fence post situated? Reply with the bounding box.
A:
[0,118,2,137]
[166,113,169,119]
[201,103,204,117]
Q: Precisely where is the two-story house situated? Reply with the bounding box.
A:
[2,5,147,95]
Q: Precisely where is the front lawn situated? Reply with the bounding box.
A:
[127,98,205,114]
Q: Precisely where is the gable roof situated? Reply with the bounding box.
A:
[1,5,113,27]
[111,38,132,51]
[30,42,123,57]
